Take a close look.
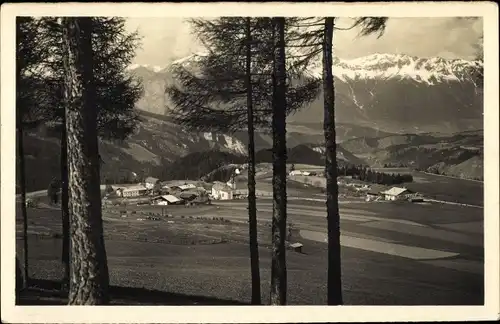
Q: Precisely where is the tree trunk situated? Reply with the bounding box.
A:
[270,17,287,306]
[60,121,70,291]
[323,17,343,305]
[16,126,29,288]
[61,17,110,305]
[16,255,26,302]
[245,17,261,305]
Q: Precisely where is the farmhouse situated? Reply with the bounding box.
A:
[152,194,183,205]
[144,177,160,189]
[117,185,148,198]
[381,187,413,201]
[212,182,234,200]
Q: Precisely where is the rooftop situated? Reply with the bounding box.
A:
[122,185,147,192]
[381,187,410,196]
[177,184,197,191]
[162,194,181,203]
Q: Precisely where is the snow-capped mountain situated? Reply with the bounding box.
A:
[308,53,482,85]
[128,52,483,134]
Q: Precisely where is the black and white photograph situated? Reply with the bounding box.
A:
[1,2,498,323]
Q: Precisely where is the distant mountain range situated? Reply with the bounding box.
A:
[19,109,483,194]
[18,53,484,192]
[128,53,483,134]
[19,111,368,192]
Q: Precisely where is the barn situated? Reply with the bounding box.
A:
[380,187,413,201]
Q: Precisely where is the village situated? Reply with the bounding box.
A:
[102,166,424,209]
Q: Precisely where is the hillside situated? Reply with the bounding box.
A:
[255,144,366,167]
[341,130,484,180]
[18,111,364,192]
[159,151,246,182]
[130,53,483,135]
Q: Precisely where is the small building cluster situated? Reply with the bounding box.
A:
[106,174,243,206]
[365,185,423,202]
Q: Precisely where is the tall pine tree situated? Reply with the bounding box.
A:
[16,16,53,289]
[290,16,387,304]
[38,17,142,289]
[61,17,110,305]
[269,17,288,305]
[166,17,320,305]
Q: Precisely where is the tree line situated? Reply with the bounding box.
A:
[16,16,395,305]
[339,165,414,185]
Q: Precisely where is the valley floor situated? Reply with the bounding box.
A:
[15,196,484,305]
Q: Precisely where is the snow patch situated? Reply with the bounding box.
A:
[222,135,246,155]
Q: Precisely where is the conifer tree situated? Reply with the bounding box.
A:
[16,16,52,288]
[290,16,387,305]
[269,16,288,305]
[61,17,110,305]
[39,17,142,288]
[166,17,320,305]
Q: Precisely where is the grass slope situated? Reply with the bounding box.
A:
[341,131,483,180]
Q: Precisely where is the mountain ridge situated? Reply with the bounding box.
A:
[129,52,483,134]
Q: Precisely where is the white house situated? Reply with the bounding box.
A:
[117,185,148,198]
[212,182,234,200]
[380,187,412,201]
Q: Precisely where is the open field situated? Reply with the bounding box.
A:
[407,171,483,206]
[285,166,484,206]
[16,192,483,305]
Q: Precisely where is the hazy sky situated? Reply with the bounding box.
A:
[125,17,483,66]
